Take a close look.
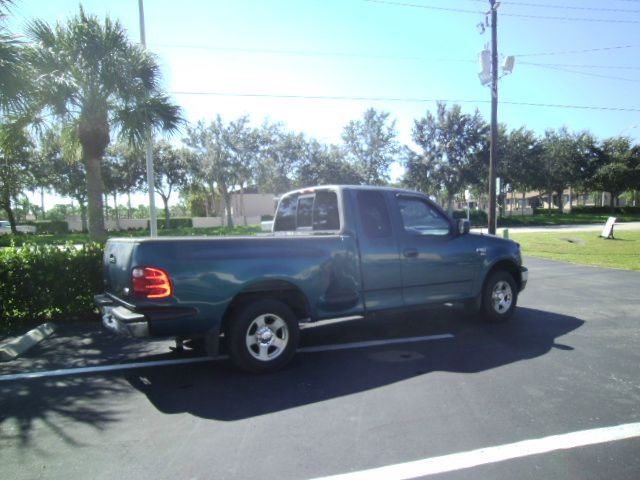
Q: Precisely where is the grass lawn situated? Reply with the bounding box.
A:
[499,212,640,227]
[0,225,262,247]
[510,230,640,271]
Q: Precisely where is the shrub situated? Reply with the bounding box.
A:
[25,220,69,234]
[533,207,560,215]
[453,209,488,226]
[0,242,103,333]
[155,217,192,229]
[570,205,640,215]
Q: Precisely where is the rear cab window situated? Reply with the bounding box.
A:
[274,190,341,233]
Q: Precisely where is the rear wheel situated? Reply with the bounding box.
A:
[228,299,300,373]
[481,271,517,323]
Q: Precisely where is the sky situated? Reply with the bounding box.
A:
[7,0,640,208]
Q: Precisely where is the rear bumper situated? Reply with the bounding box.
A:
[520,266,528,291]
[95,294,149,338]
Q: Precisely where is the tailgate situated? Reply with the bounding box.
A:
[103,239,137,298]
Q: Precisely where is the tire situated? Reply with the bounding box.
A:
[481,271,518,323]
[227,299,300,373]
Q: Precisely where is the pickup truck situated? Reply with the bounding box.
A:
[96,186,527,372]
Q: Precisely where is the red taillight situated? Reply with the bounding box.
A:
[131,267,172,299]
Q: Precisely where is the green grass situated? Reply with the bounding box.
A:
[499,212,640,227]
[510,230,640,271]
[0,225,262,247]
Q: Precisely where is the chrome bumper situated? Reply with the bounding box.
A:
[95,295,149,338]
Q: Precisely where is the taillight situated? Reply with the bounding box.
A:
[131,267,172,299]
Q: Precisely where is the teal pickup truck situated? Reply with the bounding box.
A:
[95,186,527,372]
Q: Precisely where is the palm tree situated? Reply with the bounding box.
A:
[0,0,26,113]
[24,7,182,241]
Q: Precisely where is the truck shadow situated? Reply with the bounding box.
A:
[125,307,583,421]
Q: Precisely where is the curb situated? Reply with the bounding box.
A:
[0,322,57,362]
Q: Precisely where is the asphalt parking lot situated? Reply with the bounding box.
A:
[1,256,639,480]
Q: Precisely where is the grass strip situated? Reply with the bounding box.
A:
[510,230,640,271]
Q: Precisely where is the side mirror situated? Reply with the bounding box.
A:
[457,219,470,236]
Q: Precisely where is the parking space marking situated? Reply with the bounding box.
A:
[311,422,640,480]
[0,333,454,382]
[0,356,219,382]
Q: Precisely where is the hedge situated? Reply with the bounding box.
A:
[453,209,488,226]
[570,205,640,215]
[154,217,193,229]
[0,242,103,334]
[25,220,69,234]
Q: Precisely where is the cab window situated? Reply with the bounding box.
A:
[273,191,340,232]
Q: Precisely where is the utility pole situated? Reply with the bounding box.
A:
[138,0,158,237]
[488,0,498,235]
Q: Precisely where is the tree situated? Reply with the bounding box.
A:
[106,142,145,218]
[538,128,592,214]
[24,7,182,241]
[255,122,304,194]
[342,108,399,185]
[0,0,28,114]
[184,116,258,227]
[151,141,190,228]
[0,124,32,233]
[497,126,542,215]
[295,140,363,187]
[406,103,488,215]
[588,137,640,211]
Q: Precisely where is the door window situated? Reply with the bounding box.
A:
[397,197,450,236]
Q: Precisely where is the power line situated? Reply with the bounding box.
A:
[362,0,483,15]
[154,43,640,69]
[460,0,640,13]
[504,1,640,13]
[520,62,640,83]
[519,61,640,70]
[513,44,638,57]
[502,11,640,23]
[151,43,475,64]
[170,91,640,112]
[364,0,640,23]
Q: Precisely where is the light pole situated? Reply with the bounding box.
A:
[138,0,158,237]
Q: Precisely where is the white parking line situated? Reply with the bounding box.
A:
[0,356,218,382]
[0,333,453,382]
[311,422,640,480]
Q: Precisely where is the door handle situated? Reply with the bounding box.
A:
[403,248,418,258]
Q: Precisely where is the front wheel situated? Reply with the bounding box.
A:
[481,271,518,323]
[227,299,300,373]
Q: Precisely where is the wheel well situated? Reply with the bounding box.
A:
[221,281,311,334]
[485,260,521,290]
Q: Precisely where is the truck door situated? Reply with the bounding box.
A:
[353,190,404,312]
[394,194,480,306]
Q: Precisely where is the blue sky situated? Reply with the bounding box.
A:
[7,0,640,205]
